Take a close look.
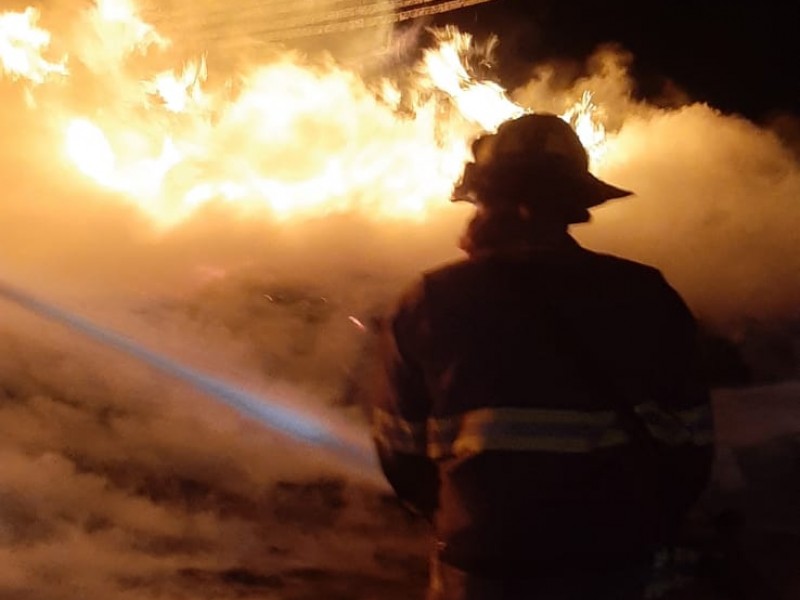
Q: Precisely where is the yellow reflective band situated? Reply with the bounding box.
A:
[433,430,631,458]
[634,402,715,446]
[374,402,714,458]
[428,407,629,459]
[431,406,619,435]
[634,402,694,445]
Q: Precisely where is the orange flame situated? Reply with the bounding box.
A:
[421,28,524,131]
[4,2,609,227]
[0,7,67,84]
[146,56,208,114]
[561,91,607,165]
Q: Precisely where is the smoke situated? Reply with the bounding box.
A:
[0,309,428,600]
[1,2,799,597]
[513,47,800,329]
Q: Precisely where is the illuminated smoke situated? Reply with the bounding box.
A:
[512,48,800,328]
[0,279,381,483]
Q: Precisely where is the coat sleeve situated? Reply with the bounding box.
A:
[650,273,715,511]
[371,281,439,519]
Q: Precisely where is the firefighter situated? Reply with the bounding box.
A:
[371,113,715,599]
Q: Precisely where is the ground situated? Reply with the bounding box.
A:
[0,314,798,600]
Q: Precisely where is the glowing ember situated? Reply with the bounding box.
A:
[65,118,183,204]
[348,316,368,331]
[3,1,609,227]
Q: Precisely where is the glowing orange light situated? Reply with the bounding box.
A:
[7,1,610,228]
[561,91,608,164]
[0,7,67,83]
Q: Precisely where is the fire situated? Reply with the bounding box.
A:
[2,2,610,228]
[65,119,116,185]
[89,0,166,57]
[146,57,208,114]
[0,7,67,84]
[421,28,524,131]
[561,91,607,165]
[65,118,182,203]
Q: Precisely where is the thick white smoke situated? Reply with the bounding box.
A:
[513,48,800,330]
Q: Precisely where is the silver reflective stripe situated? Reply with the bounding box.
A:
[428,407,628,458]
[374,402,714,458]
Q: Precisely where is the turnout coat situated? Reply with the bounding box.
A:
[372,237,714,577]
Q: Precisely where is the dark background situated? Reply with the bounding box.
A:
[430,0,798,121]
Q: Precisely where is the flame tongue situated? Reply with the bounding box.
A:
[0,7,67,84]
[561,91,607,165]
[146,57,208,114]
[2,1,608,227]
[421,28,524,131]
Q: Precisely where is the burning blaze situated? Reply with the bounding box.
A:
[561,91,607,165]
[65,118,182,202]
[421,28,524,131]
[2,1,609,227]
[0,7,67,84]
[146,57,208,114]
[86,0,167,63]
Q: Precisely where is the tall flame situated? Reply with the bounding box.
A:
[421,28,524,131]
[561,91,607,165]
[3,1,609,227]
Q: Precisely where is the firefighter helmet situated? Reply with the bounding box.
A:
[452,113,632,209]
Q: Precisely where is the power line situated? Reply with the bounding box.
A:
[242,0,494,42]
[144,0,495,43]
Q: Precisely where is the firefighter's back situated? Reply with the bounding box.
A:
[410,245,712,576]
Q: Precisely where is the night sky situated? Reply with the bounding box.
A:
[432,0,798,121]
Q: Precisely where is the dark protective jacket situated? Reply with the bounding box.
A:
[372,236,714,577]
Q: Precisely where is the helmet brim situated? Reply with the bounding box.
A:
[582,173,634,208]
[451,169,634,207]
